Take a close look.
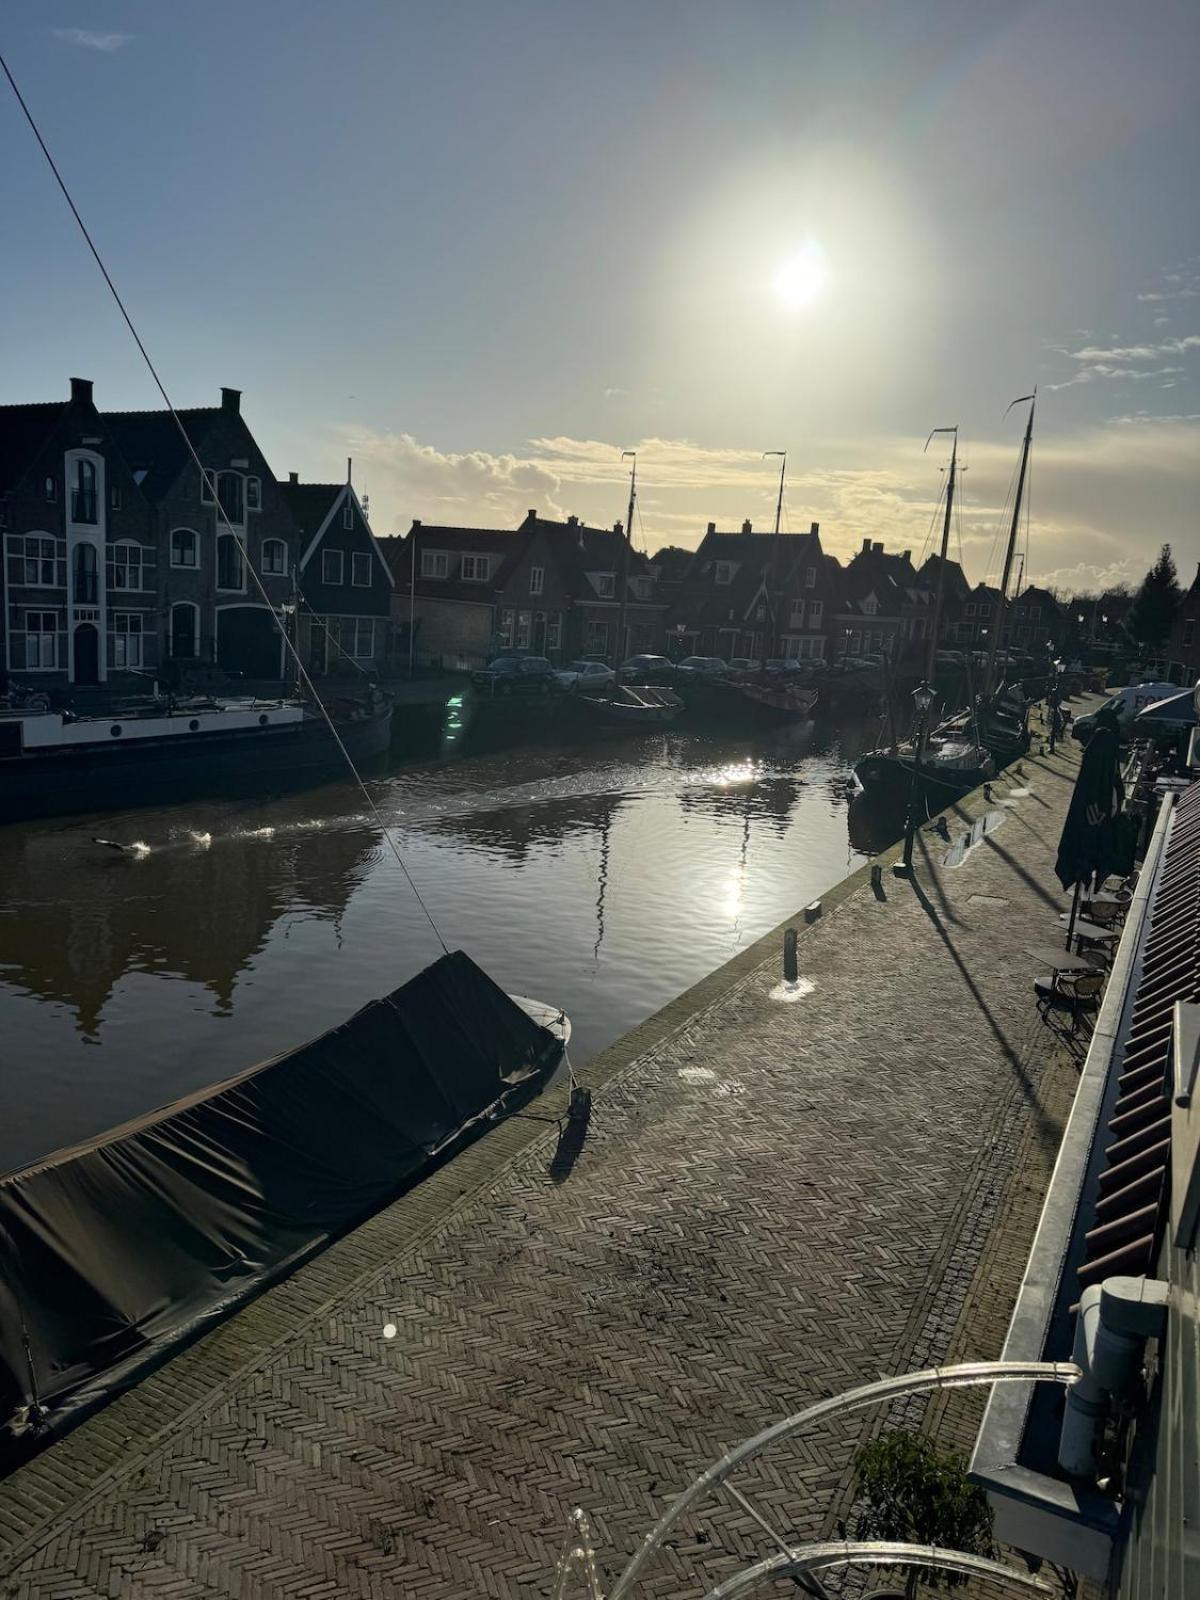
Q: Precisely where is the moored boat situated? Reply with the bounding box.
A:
[575,684,683,727]
[0,690,393,824]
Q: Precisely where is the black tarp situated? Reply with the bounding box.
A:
[0,951,562,1466]
[1054,721,1127,892]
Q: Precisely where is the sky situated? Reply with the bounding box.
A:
[1,1,1196,594]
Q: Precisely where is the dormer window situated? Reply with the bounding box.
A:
[421,550,449,579]
[595,573,615,598]
[44,476,57,503]
[633,576,651,600]
[715,562,733,586]
[461,554,490,583]
[862,595,877,616]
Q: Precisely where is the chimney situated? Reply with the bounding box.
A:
[742,519,752,534]
[526,509,537,521]
[707,521,716,535]
[613,521,622,535]
[221,387,241,414]
[902,549,911,561]
[69,377,93,405]
[567,514,579,527]
[288,471,299,485]
[412,519,422,529]
[809,521,819,537]
[872,541,884,555]
[861,537,872,554]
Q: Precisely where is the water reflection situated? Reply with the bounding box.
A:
[847,790,908,856]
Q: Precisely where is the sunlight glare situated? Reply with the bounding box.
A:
[771,242,829,312]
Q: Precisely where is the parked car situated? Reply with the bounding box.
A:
[554,659,616,693]
[617,654,675,683]
[675,656,729,678]
[934,650,965,669]
[471,655,559,696]
[1072,680,1178,741]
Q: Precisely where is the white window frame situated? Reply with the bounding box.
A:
[342,500,355,531]
[546,613,561,650]
[21,535,60,588]
[862,596,877,616]
[170,600,200,659]
[246,476,262,512]
[632,576,652,600]
[809,599,823,625]
[109,539,146,593]
[351,551,373,587]
[715,561,733,586]
[421,549,449,580]
[351,618,376,659]
[262,538,287,576]
[459,553,489,584]
[44,475,57,503]
[322,549,344,585]
[200,469,215,505]
[594,573,615,599]
[789,597,805,627]
[516,610,532,649]
[497,608,514,648]
[109,485,123,512]
[529,564,544,596]
[170,527,199,569]
[216,532,246,593]
[112,612,144,670]
[215,470,245,527]
[805,566,816,589]
[584,619,609,654]
[23,610,60,670]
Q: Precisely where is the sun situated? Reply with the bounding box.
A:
[771,242,830,312]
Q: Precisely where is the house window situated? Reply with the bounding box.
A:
[24,611,59,669]
[516,610,531,649]
[529,564,544,596]
[966,603,976,617]
[109,540,144,591]
[322,549,344,585]
[110,485,122,512]
[790,597,805,627]
[862,596,877,616]
[73,542,98,605]
[170,527,198,568]
[632,576,651,600]
[420,550,449,579]
[246,476,261,512]
[217,533,245,590]
[715,562,733,586]
[171,601,198,659]
[113,613,144,670]
[71,459,97,523]
[805,566,816,589]
[200,469,215,504]
[262,539,287,576]
[215,471,244,526]
[1185,621,1196,648]
[546,613,561,650]
[498,609,514,648]
[342,500,355,531]
[809,599,823,625]
[336,618,375,659]
[1030,607,1041,622]
[351,551,372,587]
[461,554,490,583]
[21,535,59,587]
[584,619,609,654]
[45,476,57,503]
[594,573,615,598]
[979,603,991,618]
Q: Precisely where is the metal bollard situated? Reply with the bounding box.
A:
[783,927,798,984]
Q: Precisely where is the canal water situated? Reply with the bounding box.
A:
[0,705,901,1175]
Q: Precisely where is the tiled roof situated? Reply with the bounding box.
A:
[0,402,66,495]
[1074,779,1200,1298]
[102,408,222,500]
[389,523,530,602]
[673,528,819,628]
[278,482,340,536]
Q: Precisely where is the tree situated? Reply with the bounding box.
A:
[1128,545,1182,647]
[853,1430,995,1596]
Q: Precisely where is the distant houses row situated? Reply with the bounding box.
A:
[3,378,1198,689]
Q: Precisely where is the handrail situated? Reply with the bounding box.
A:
[702,1540,1055,1599]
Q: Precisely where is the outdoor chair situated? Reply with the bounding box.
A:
[1038,968,1104,1034]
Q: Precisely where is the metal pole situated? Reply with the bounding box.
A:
[616,452,636,669]
[1065,881,1082,951]
[902,702,927,871]
[985,392,1035,699]
[408,530,417,680]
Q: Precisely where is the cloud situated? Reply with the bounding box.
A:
[1068,335,1200,362]
[1153,316,1170,328]
[51,28,132,52]
[342,428,567,525]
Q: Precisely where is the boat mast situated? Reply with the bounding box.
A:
[983,390,1036,699]
[763,451,786,665]
[616,451,636,666]
[923,426,958,685]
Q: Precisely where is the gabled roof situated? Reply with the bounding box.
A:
[283,481,395,588]
[672,526,822,629]
[520,515,658,602]
[919,553,972,603]
[102,408,223,501]
[0,401,68,495]
[389,522,530,602]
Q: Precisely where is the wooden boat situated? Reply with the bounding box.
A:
[739,680,819,720]
[576,684,683,727]
[0,690,393,824]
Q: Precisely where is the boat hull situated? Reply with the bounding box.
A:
[854,747,994,804]
[0,701,394,825]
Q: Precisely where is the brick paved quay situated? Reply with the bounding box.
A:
[0,717,1093,1600]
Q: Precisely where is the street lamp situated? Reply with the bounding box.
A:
[901,680,936,872]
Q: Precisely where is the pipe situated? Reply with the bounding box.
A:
[1058,1275,1168,1479]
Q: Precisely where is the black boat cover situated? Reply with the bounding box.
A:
[0,951,562,1465]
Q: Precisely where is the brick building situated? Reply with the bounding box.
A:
[1166,562,1200,683]
[279,474,394,675]
[667,520,833,661]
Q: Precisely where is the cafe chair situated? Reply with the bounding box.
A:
[1037,968,1105,1034]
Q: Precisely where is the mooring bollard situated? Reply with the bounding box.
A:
[870,863,883,893]
[783,927,798,984]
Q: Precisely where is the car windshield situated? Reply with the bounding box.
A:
[485,658,519,671]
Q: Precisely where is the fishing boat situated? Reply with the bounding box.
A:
[739,679,819,719]
[0,949,569,1465]
[576,683,683,726]
[854,426,992,803]
[0,689,393,824]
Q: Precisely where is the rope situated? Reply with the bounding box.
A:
[1,49,449,956]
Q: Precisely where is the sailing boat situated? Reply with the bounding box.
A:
[853,427,993,804]
[738,452,819,721]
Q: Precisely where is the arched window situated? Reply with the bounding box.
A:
[170,528,198,569]
[217,533,245,591]
[215,471,244,526]
[261,538,287,576]
[72,459,97,523]
[109,539,144,591]
[170,601,199,659]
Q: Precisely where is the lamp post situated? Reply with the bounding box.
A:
[901,680,936,873]
[1048,656,1063,752]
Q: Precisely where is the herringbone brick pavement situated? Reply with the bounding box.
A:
[0,740,1085,1599]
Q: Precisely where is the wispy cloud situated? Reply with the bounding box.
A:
[51,28,132,53]
[1069,335,1200,362]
